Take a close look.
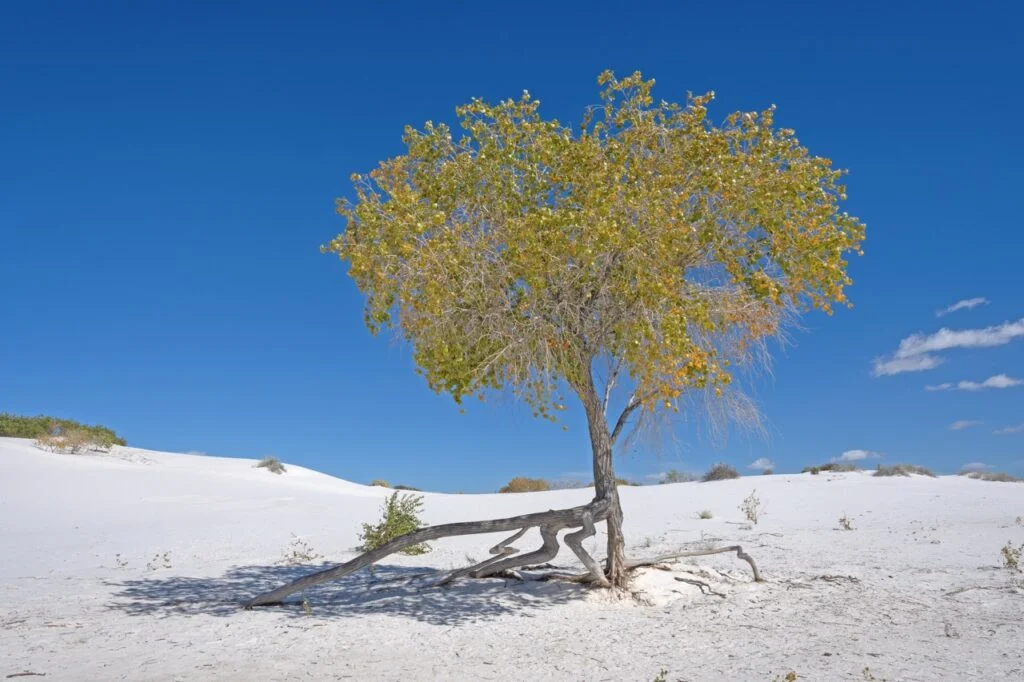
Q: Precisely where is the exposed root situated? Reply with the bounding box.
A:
[625,545,763,582]
[245,499,610,608]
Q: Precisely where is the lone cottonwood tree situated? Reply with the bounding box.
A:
[246,71,863,606]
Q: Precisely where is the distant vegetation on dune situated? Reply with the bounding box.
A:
[0,412,126,451]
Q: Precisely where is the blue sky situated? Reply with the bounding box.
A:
[2,1,1022,490]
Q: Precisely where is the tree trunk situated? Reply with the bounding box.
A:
[578,369,628,586]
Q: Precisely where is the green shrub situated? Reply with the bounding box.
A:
[370,479,390,487]
[762,469,773,475]
[701,463,739,482]
[873,464,935,478]
[661,469,696,484]
[615,477,639,486]
[959,471,1020,482]
[697,509,713,520]
[359,492,430,555]
[3,412,126,448]
[801,462,858,474]
[393,484,422,491]
[256,456,286,474]
[499,477,551,493]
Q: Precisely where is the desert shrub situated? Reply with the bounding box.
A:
[739,489,762,524]
[1001,541,1022,571]
[34,427,113,454]
[359,492,430,555]
[701,463,739,482]
[661,469,696,484]
[801,462,858,474]
[256,456,286,474]
[959,471,1020,482]
[393,484,422,491]
[838,514,854,531]
[1,412,125,446]
[615,477,639,486]
[873,464,935,478]
[370,479,390,487]
[499,477,551,493]
[277,533,324,566]
[697,509,713,520]
[762,469,773,475]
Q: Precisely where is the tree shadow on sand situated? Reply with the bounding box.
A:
[106,563,589,626]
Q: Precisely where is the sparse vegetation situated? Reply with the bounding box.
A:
[370,479,390,487]
[959,471,1020,482]
[801,462,858,474]
[739,489,762,524]
[277,534,324,566]
[498,477,551,493]
[1,412,126,447]
[359,492,430,555]
[697,509,714,520]
[146,551,172,571]
[393,484,422,491]
[873,464,935,478]
[1001,540,1022,571]
[615,477,639,486]
[762,469,773,475]
[838,514,854,531]
[771,673,798,682]
[652,668,669,682]
[255,456,286,474]
[661,469,696,484]
[702,463,740,482]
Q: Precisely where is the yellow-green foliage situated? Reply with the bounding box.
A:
[2,413,125,448]
[370,479,390,487]
[702,463,740,481]
[325,70,864,422]
[499,477,551,493]
[359,492,430,555]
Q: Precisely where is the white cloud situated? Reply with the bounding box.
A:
[925,382,953,391]
[949,420,982,431]
[874,318,1024,376]
[925,374,1022,391]
[747,458,775,471]
[936,297,989,317]
[994,424,1024,435]
[960,461,990,472]
[872,354,943,377]
[833,449,882,462]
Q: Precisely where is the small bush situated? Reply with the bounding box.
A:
[873,464,935,478]
[702,463,740,482]
[838,514,854,531]
[34,427,113,454]
[661,469,696,484]
[393,484,422,491]
[499,477,551,493]
[739,489,762,524]
[615,477,639,486]
[277,533,324,565]
[762,468,773,475]
[697,509,713,520]
[2,412,125,446]
[359,492,430,555]
[370,479,390,488]
[1001,540,1022,571]
[801,462,858,474]
[256,456,286,474]
[959,471,1020,482]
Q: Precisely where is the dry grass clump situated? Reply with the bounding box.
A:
[701,463,740,482]
[499,477,551,493]
[370,479,390,487]
[873,464,935,478]
[959,470,1020,482]
[255,456,286,474]
[802,462,859,474]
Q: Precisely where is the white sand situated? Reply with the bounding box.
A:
[1,436,1022,680]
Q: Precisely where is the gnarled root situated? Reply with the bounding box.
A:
[244,498,611,608]
[625,545,763,582]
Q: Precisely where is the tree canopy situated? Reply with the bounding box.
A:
[326,70,864,429]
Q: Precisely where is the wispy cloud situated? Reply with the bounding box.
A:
[832,449,882,462]
[873,318,1024,376]
[994,424,1024,435]
[747,457,775,471]
[936,297,988,317]
[961,461,990,472]
[949,420,982,431]
[873,354,943,376]
[926,374,1022,392]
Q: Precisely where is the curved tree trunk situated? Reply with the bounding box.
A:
[578,368,628,586]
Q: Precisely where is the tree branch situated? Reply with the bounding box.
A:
[610,394,641,444]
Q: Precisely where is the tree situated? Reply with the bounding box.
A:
[246,71,863,606]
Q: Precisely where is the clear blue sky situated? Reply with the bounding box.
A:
[2,1,1022,490]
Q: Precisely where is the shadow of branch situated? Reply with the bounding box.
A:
[106,563,588,625]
